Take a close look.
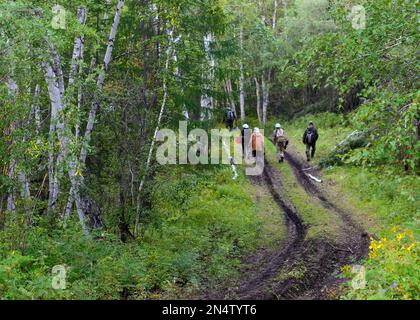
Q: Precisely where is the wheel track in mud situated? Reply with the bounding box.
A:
[231,145,370,300]
[234,162,306,299]
[284,151,370,260]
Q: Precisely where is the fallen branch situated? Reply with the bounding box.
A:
[307,173,322,183]
[229,157,239,180]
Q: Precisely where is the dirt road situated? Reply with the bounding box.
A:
[208,141,370,300]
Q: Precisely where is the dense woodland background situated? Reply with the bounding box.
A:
[0,0,418,299]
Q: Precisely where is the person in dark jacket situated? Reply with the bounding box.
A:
[302,121,319,161]
[224,108,237,131]
[241,124,250,158]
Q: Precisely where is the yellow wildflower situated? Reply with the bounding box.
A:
[406,244,414,252]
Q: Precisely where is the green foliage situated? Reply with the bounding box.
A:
[342,228,419,300]
[285,113,419,300]
[271,0,418,171]
[327,155,419,300]
[1,0,418,301]
[0,163,270,299]
[0,251,61,300]
[344,91,420,170]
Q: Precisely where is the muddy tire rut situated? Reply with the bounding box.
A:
[214,146,370,300]
[284,150,370,261]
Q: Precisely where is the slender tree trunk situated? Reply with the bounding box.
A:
[225,79,237,115]
[6,79,30,216]
[6,79,32,217]
[64,1,125,235]
[32,84,41,142]
[68,8,87,88]
[282,0,288,41]
[63,58,97,222]
[169,31,188,119]
[272,0,278,30]
[44,61,65,218]
[200,33,215,121]
[79,0,125,165]
[44,7,87,220]
[254,77,262,124]
[134,30,173,238]
[262,74,270,125]
[7,160,16,213]
[239,28,245,121]
[18,172,31,216]
[258,0,266,24]
[6,79,18,213]
[282,0,287,19]
[0,194,5,230]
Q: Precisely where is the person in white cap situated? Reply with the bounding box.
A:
[271,123,289,163]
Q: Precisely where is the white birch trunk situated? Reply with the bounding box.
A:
[44,62,64,214]
[6,80,17,213]
[258,1,266,25]
[262,75,269,125]
[200,33,215,121]
[18,172,31,213]
[272,0,279,30]
[32,84,41,141]
[48,7,88,217]
[282,0,287,20]
[239,28,245,121]
[64,1,125,232]
[170,32,189,119]
[48,45,65,101]
[68,8,87,88]
[225,79,237,115]
[254,77,262,124]
[7,160,16,212]
[79,0,125,164]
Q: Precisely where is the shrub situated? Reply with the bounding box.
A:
[342,228,419,300]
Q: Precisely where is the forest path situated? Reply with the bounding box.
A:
[207,139,370,300]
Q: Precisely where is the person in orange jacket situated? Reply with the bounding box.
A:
[250,127,265,158]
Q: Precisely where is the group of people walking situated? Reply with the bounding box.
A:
[226,108,318,163]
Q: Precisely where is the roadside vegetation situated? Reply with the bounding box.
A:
[280,112,419,300]
[0,162,285,299]
[1,0,417,300]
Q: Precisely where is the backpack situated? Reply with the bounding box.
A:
[275,129,284,139]
[227,111,234,121]
[306,130,314,144]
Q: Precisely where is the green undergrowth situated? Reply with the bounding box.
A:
[280,112,419,300]
[0,158,284,299]
[326,167,419,300]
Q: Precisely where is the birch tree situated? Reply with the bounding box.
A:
[239,28,246,121]
[200,33,215,121]
[64,1,126,234]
